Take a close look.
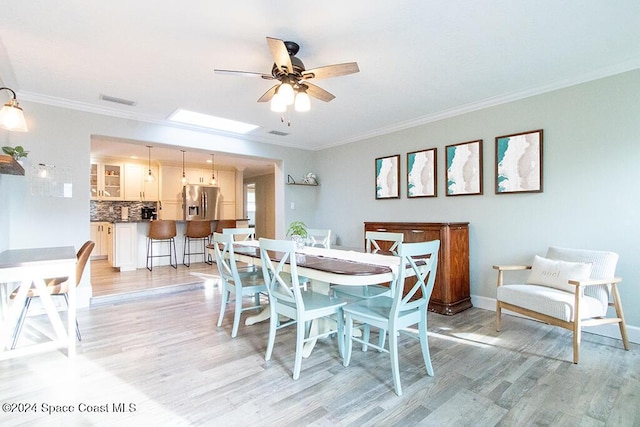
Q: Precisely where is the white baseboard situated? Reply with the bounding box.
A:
[470,294,640,345]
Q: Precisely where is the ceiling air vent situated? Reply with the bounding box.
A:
[99,94,137,106]
[268,130,289,136]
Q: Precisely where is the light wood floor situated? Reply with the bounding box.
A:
[1,272,638,425]
[90,258,217,298]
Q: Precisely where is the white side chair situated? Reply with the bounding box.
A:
[495,246,629,363]
[332,231,405,350]
[333,231,403,300]
[343,240,440,396]
[306,228,331,248]
[213,232,267,338]
[222,227,257,272]
[223,227,255,241]
[259,238,347,380]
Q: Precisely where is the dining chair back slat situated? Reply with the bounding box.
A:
[306,229,331,248]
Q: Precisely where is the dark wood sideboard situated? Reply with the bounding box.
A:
[364,222,471,315]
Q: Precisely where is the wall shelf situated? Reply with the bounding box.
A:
[0,155,25,176]
[287,182,318,187]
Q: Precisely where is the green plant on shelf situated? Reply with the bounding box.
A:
[2,145,29,160]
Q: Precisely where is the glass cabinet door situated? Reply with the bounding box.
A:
[102,163,122,199]
[90,161,123,200]
[90,163,99,199]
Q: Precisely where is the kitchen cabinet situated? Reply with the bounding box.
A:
[364,221,471,315]
[186,167,212,185]
[110,222,137,272]
[160,165,184,202]
[124,163,159,201]
[91,161,123,200]
[89,221,111,259]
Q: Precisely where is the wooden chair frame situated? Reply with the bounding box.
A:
[495,264,629,364]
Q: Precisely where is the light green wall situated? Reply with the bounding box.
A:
[1,70,638,337]
[313,69,640,331]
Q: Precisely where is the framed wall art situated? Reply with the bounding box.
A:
[445,139,483,196]
[375,154,400,199]
[407,148,437,198]
[495,129,543,194]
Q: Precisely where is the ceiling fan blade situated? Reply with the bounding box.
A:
[257,85,279,103]
[301,62,360,80]
[266,37,293,74]
[304,82,335,102]
[214,69,274,80]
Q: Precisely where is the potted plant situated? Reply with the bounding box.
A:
[286,221,307,249]
[2,145,29,163]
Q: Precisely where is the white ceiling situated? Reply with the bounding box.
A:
[1,2,639,175]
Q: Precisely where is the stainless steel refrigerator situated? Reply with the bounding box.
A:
[183,185,220,220]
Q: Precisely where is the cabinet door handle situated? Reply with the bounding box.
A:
[376,228,387,231]
[411,230,425,233]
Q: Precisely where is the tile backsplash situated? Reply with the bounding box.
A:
[90,200,158,222]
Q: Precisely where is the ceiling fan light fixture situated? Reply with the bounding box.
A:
[270,92,286,112]
[294,90,311,112]
[277,82,295,105]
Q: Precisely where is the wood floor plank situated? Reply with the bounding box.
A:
[0,275,638,425]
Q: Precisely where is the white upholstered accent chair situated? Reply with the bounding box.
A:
[343,240,440,396]
[305,228,331,248]
[495,246,629,364]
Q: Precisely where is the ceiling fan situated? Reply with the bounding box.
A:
[214,37,359,114]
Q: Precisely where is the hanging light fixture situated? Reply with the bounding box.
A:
[270,91,286,112]
[270,82,311,116]
[278,81,295,106]
[145,145,155,182]
[180,150,188,185]
[294,86,311,112]
[210,154,217,185]
[0,87,28,132]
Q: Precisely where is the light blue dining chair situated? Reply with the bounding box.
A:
[342,239,440,396]
[222,227,255,241]
[259,238,347,380]
[223,227,258,273]
[213,232,267,338]
[305,228,332,248]
[332,231,404,350]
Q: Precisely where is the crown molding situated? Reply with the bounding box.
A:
[318,60,640,150]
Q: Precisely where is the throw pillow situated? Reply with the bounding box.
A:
[526,255,592,293]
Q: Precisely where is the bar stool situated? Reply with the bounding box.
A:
[183,220,212,267]
[146,220,177,271]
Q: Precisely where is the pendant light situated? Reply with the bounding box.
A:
[145,145,155,182]
[0,87,28,132]
[181,150,188,185]
[210,154,217,185]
